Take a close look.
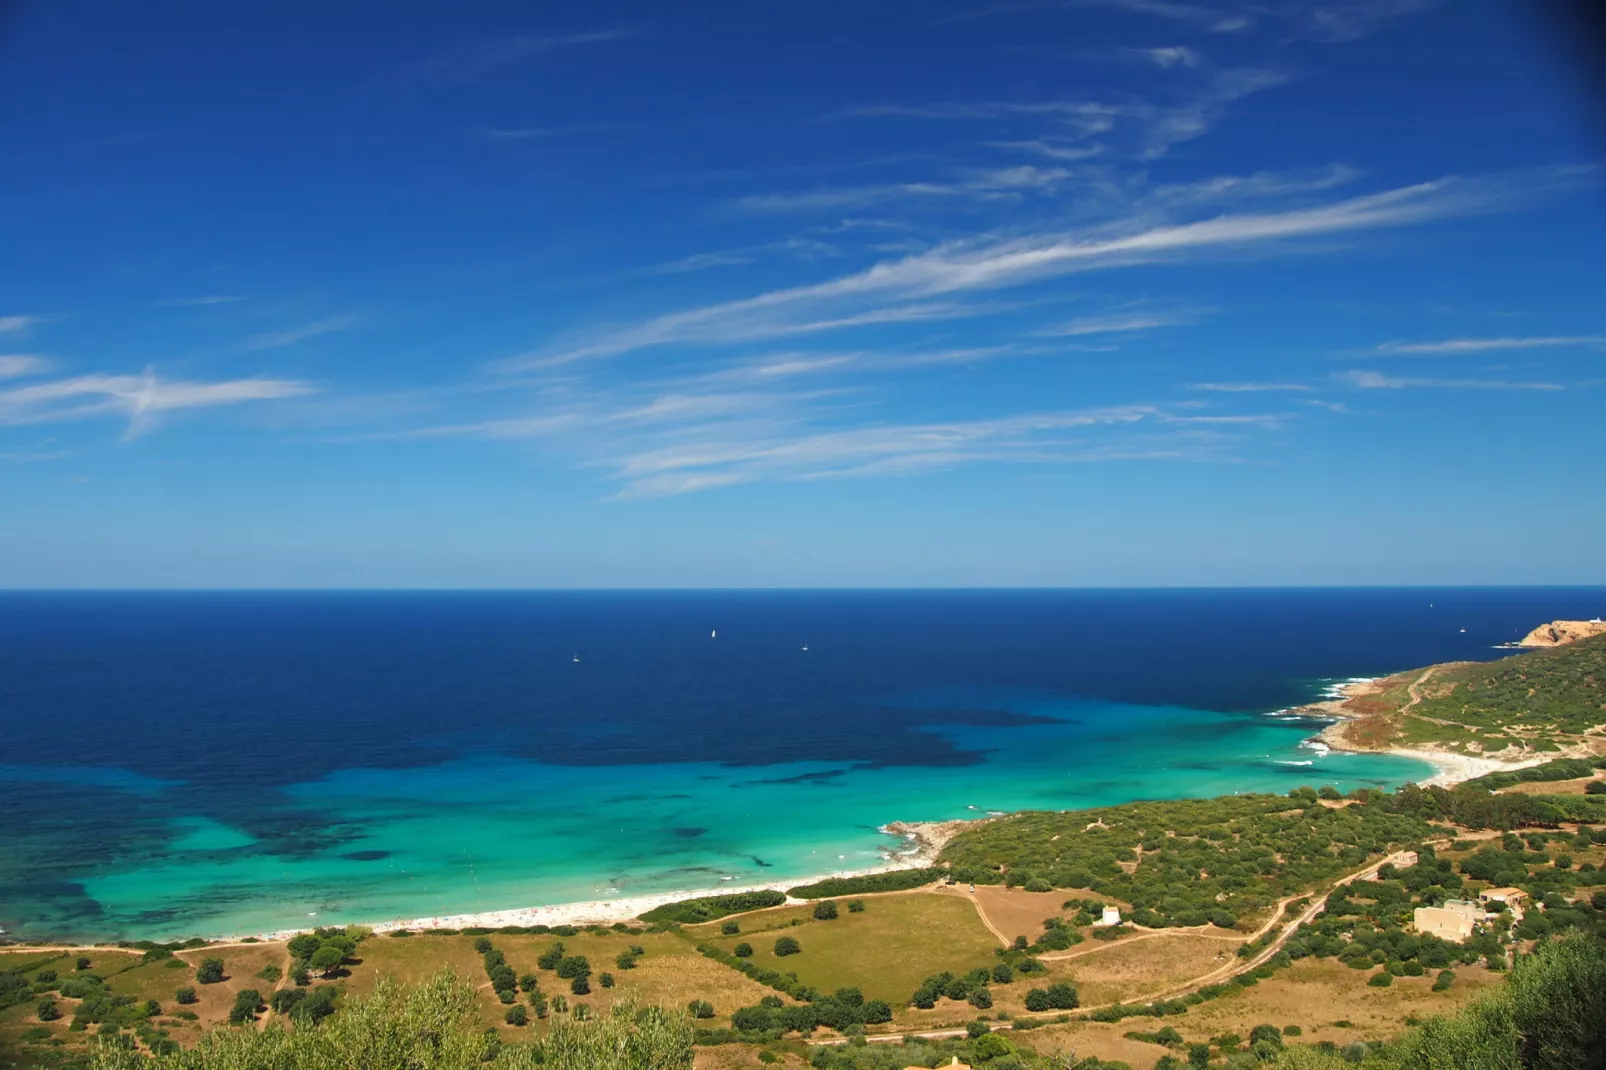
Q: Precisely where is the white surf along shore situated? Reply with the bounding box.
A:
[1302,676,1545,789]
[241,820,970,943]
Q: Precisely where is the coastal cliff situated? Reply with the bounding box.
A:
[1518,619,1606,647]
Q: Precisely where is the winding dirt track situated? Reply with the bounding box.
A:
[810,851,1414,1046]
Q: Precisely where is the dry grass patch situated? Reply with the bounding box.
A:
[945,885,1066,946]
[1178,958,1500,1047]
[1497,776,1602,795]
[1050,934,1240,1006]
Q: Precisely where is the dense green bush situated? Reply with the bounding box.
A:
[787,869,943,899]
[639,891,787,924]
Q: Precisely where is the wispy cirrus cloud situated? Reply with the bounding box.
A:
[1189,380,1314,392]
[242,316,358,352]
[510,174,1513,369]
[1036,310,1196,336]
[0,370,315,436]
[158,295,244,308]
[1372,335,1606,354]
[734,166,1072,213]
[1339,369,1567,391]
[0,315,37,333]
[0,355,51,379]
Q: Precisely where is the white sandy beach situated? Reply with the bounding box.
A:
[234,822,960,943]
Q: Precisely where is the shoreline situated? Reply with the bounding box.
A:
[226,820,967,944]
[1304,677,1544,788]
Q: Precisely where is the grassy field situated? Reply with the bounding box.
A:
[697,893,1000,1004]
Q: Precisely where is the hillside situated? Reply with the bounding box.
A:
[1328,633,1606,758]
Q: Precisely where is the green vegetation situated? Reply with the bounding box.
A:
[941,791,1439,927]
[1462,756,1606,792]
[638,890,787,924]
[787,868,943,899]
[1414,634,1606,734]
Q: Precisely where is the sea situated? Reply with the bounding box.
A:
[2,587,1600,943]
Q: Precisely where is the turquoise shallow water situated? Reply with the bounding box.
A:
[63,699,1423,941]
[8,587,1588,942]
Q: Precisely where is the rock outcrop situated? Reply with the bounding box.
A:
[1519,620,1606,648]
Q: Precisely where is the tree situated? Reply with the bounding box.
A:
[973,1033,1013,1061]
[861,1000,892,1024]
[175,987,198,1005]
[76,957,92,971]
[537,943,565,971]
[270,989,305,1015]
[1586,781,1606,795]
[570,975,590,996]
[37,999,61,1022]
[773,936,801,957]
[1247,1024,1282,1049]
[968,987,993,1009]
[966,1020,990,1038]
[1045,982,1078,1009]
[196,958,225,985]
[813,900,839,921]
[733,943,753,958]
[1024,988,1050,1012]
[721,921,740,935]
[991,963,1013,984]
[1187,1043,1212,1067]
[287,934,321,960]
[504,1005,528,1027]
[310,945,346,978]
[555,956,591,980]
[228,989,264,1025]
[599,973,614,989]
[474,938,493,954]
[848,900,865,913]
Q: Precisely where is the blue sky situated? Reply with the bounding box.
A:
[1,0,1603,587]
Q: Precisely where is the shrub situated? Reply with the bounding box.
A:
[721,921,740,935]
[228,989,264,1024]
[175,987,197,1005]
[848,900,865,913]
[1368,972,1393,988]
[967,1020,991,1038]
[37,999,61,1022]
[639,890,786,923]
[599,973,615,989]
[505,1004,528,1026]
[1024,989,1050,1012]
[195,959,225,985]
[813,900,839,921]
[1432,969,1455,991]
[992,964,1013,984]
[570,975,591,995]
[773,936,801,957]
[733,943,753,958]
[688,1000,715,1019]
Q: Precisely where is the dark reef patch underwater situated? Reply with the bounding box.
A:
[1,587,1599,941]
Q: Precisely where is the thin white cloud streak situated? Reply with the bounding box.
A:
[607,405,1163,497]
[1189,381,1313,392]
[0,355,51,379]
[1373,335,1606,354]
[0,371,315,434]
[1339,369,1566,391]
[513,175,1503,368]
[735,166,1071,213]
[1036,311,1194,336]
[0,315,37,333]
[242,316,358,351]
[159,295,244,307]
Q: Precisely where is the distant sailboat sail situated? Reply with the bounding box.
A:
[711,629,717,639]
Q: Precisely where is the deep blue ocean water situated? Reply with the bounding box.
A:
[2,588,1600,941]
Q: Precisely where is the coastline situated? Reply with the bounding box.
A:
[230,820,968,943]
[1307,677,1543,788]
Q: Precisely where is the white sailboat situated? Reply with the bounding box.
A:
[710,629,717,639]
